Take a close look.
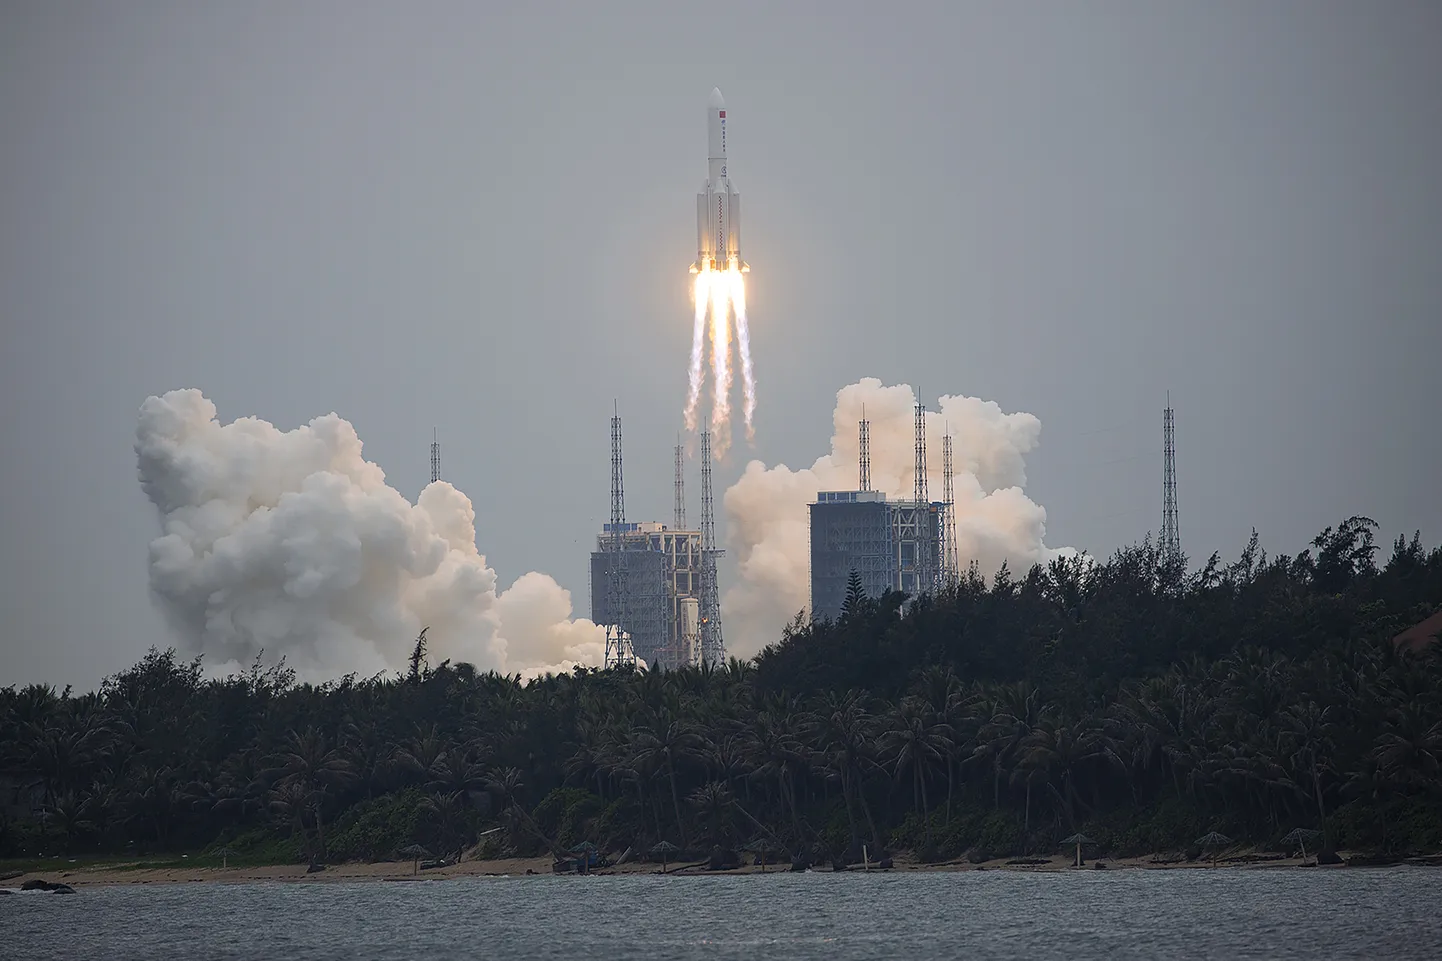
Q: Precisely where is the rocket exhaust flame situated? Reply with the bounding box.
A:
[709,268,734,456]
[730,267,755,441]
[684,269,710,432]
[684,88,755,454]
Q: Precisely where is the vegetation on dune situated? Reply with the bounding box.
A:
[3,516,1441,866]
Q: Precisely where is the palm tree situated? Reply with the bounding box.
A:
[630,707,704,845]
[881,697,953,852]
[1280,702,1337,841]
[688,780,735,847]
[264,728,355,858]
[813,690,882,850]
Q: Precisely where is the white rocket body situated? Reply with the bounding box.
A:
[692,87,748,274]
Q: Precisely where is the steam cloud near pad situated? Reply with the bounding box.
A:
[136,389,604,680]
[719,378,1076,655]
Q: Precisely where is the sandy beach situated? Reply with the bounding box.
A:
[3,850,1368,889]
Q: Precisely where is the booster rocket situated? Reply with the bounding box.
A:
[691,87,749,274]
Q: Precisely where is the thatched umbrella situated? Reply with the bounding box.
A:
[1195,832,1232,862]
[215,846,237,870]
[1281,828,1322,860]
[1060,833,1096,867]
[650,840,679,873]
[744,837,778,872]
[399,843,431,875]
[570,841,599,873]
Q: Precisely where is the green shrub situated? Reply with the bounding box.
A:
[532,788,603,849]
[325,789,427,862]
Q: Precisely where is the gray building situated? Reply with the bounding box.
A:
[809,491,945,621]
[591,522,703,669]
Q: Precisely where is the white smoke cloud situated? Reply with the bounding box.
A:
[136,389,604,681]
[720,378,1073,656]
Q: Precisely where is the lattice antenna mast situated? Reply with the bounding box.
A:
[914,399,931,594]
[606,405,634,668]
[674,437,686,530]
[429,429,441,485]
[1162,394,1180,564]
[698,429,725,665]
[942,430,959,588]
[858,405,871,492]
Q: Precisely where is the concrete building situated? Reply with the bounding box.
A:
[591,521,704,669]
[809,491,945,621]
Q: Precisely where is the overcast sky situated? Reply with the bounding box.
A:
[2,1,1439,689]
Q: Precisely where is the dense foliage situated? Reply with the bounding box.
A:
[4,517,1441,865]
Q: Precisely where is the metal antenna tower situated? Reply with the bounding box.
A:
[429,429,441,485]
[858,405,871,492]
[914,399,931,594]
[913,401,929,505]
[606,405,634,668]
[942,430,958,588]
[674,437,686,530]
[1162,394,1180,563]
[698,429,725,665]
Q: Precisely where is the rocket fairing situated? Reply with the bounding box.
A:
[691,87,749,275]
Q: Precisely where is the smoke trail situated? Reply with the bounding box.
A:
[709,273,733,457]
[719,378,1076,656]
[729,268,756,441]
[136,389,605,681]
[683,269,710,432]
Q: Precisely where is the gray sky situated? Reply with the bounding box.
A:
[3,1,1439,689]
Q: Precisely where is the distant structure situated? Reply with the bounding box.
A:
[674,439,686,531]
[942,430,959,588]
[602,407,635,668]
[430,429,441,485]
[698,429,726,665]
[858,407,871,492]
[591,419,711,670]
[808,408,944,621]
[1162,395,1180,562]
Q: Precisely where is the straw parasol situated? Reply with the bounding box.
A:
[399,843,431,875]
[744,837,778,872]
[215,846,237,870]
[650,840,679,873]
[1060,833,1096,867]
[1281,828,1322,860]
[1195,832,1232,862]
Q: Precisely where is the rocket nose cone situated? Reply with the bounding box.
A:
[709,87,725,109]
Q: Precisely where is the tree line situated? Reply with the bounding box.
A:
[3,516,1440,865]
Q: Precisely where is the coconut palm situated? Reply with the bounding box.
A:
[881,697,953,852]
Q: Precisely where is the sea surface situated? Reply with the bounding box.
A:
[7,868,1442,960]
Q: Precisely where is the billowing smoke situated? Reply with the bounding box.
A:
[136,389,604,680]
[720,378,1073,655]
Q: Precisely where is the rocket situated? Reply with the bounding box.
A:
[691,87,749,274]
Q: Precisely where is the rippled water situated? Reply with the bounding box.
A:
[8,869,1442,960]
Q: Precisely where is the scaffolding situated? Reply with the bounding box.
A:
[698,429,726,666]
[604,408,635,668]
[592,522,701,669]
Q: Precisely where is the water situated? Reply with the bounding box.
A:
[7,869,1442,960]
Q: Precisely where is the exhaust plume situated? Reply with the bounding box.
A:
[135,389,604,681]
[720,378,1074,655]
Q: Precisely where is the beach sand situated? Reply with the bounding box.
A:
[5,850,1345,888]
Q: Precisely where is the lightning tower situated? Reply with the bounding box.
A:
[1162,395,1180,563]
[430,429,441,485]
[698,429,725,665]
[858,407,871,492]
[914,401,930,593]
[606,407,635,668]
[942,431,958,588]
[674,439,686,530]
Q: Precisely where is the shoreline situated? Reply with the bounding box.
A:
[5,850,1406,888]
